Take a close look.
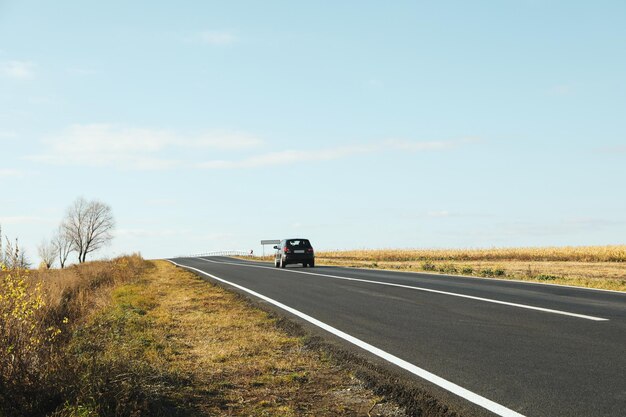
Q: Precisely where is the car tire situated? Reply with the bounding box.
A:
[274,259,278,268]
[280,258,286,268]
[310,261,315,268]
[302,263,307,268]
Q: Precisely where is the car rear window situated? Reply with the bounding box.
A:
[287,239,311,248]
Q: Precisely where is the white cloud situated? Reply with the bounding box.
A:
[384,137,480,151]
[198,138,478,169]
[145,198,179,207]
[0,216,48,225]
[28,125,479,171]
[27,96,55,105]
[114,228,190,238]
[549,84,573,96]
[67,67,96,76]
[184,31,237,46]
[1,60,35,80]
[597,145,626,153]
[366,78,384,88]
[198,145,373,169]
[0,131,17,139]
[27,124,263,170]
[0,169,24,178]
[427,210,451,218]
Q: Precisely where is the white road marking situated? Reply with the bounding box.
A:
[196,257,609,322]
[169,259,527,417]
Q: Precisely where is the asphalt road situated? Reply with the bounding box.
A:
[169,256,626,417]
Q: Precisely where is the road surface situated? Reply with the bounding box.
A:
[169,256,626,417]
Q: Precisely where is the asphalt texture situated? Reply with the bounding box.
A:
[169,256,626,417]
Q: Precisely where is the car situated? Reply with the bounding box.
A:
[274,238,315,268]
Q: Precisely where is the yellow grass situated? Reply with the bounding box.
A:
[0,254,150,415]
[3,256,405,415]
[319,245,626,263]
[128,260,401,416]
[59,260,404,416]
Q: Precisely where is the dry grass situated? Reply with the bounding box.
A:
[318,245,626,263]
[32,254,148,328]
[96,260,405,416]
[312,246,626,291]
[2,255,407,416]
[0,254,150,417]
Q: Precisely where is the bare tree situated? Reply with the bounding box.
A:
[52,228,72,268]
[3,237,31,269]
[0,223,3,266]
[62,197,115,263]
[37,238,56,269]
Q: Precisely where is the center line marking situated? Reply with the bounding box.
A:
[169,259,526,417]
[195,257,609,322]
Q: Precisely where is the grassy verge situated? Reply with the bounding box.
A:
[247,245,626,291]
[1,258,408,416]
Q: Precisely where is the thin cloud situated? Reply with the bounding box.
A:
[27,124,263,170]
[0,169,24,178]
[0,216,48,225]
[597,145,626,153]
[198,138,478,169]
[67,67,96,76]
[384,137,480,151]
[198,145,373,169]
[549,84,573,96]
[427,210,451,218]
[0,60,35,79]
[115,228,191,238]
[183,31,237,46]
[0,131,17,139]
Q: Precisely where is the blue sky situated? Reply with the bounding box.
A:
[1,1,625,263]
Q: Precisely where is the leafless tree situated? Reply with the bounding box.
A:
[37,238,56,269]
[52,228,72,268]
[3,236,31,269]
[62,197,115,263]
[0,223,3,266]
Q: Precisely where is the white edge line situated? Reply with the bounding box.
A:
[168,259,526,417]
[195,257,609,322]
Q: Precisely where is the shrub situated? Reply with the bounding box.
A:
[0,254,150,416]
[494,268,506,276]
[0,265,63,415]
[480,268,495,277]
[461,266,474,275]
[421,261,436,271]
[438,263,458,274]
[535,274,559,281]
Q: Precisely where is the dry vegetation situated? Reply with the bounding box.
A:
[313,246,626,291]
[0,257,406,417]
[0,255,149,416]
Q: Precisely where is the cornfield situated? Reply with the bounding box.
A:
[318,245,626,263]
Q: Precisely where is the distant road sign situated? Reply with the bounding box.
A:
[261,240,280,245]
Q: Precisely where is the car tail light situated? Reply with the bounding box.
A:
[307,248,314,253]
[284,247,290,254]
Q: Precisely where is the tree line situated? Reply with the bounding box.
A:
[1,197,115,269]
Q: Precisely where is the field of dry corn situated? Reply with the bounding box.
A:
[312,245,626,291]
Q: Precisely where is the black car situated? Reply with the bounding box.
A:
[274,238,315,268]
